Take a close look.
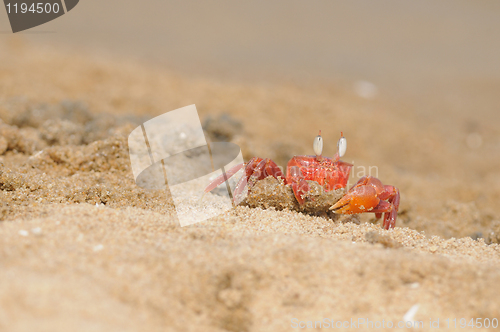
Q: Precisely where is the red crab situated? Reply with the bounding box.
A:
[204,132,400,229]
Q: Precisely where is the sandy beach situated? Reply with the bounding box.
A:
[1,2,500,330]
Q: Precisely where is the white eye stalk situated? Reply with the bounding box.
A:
[313,131,323,157]
[337,133,347,158]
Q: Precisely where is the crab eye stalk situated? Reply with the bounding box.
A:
[313,132,323,157]
[337,134,347,158]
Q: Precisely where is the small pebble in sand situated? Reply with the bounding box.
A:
[93,244,104,252]
[31,227,42,235]
[18,229,29,237]
[403,304,420,323]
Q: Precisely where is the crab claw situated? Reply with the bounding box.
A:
[330,185,381,214]
[287,165,310,205]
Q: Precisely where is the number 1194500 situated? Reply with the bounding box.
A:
[6,2,60,14]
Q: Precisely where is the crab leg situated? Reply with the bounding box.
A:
[380,185,400,230]
[330,176,399,230]
[204,157,285,204]
[287,166,311,205]
[203,162,246,194]
[231,158,284,204]
[204,157,262,201]
[230,160,259,204]
[369,184,400,229]
[286,157,313,205]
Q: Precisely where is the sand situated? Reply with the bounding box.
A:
[1,38,500,331]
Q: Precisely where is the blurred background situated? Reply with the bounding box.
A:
[3,1,500,94]
[1,0,500,238]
